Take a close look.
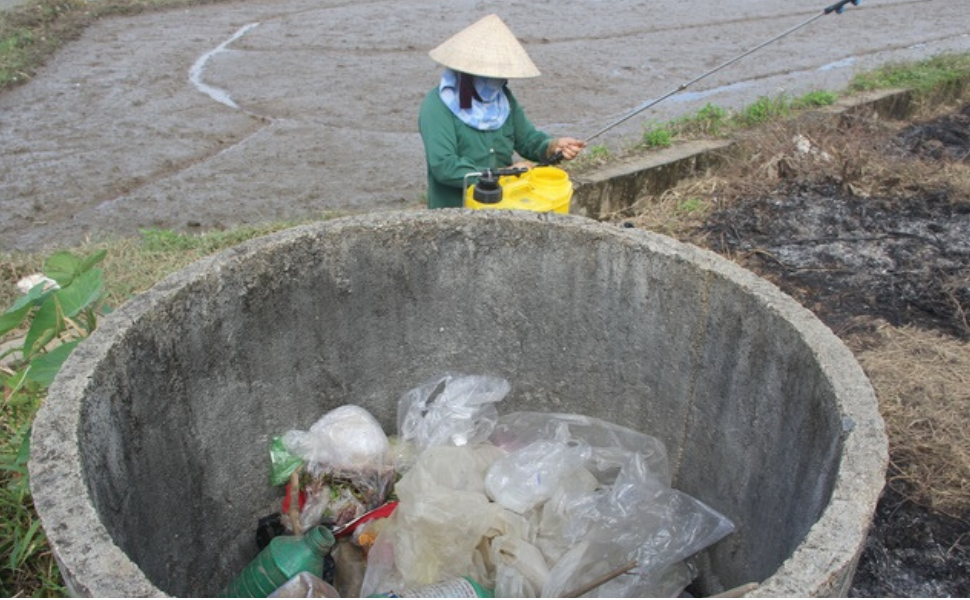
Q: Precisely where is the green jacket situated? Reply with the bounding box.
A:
[418,86,553,209]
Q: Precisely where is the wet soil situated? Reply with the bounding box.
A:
[2,0,969,252]
[701,104,970,596]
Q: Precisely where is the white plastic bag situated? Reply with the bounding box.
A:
[489,535,549,598]
[487,411,733,597]
[484,439,592,515]
[360,445,507,596]
[396,373,510,464]
[282,405,390,473]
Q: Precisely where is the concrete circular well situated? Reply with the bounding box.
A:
[29,210,887,597]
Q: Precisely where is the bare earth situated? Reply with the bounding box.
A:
[1,0,968,252]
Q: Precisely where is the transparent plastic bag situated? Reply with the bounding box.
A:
[282,405,390,474]
[489,411,671,485]
[396,373,510,466]
[485,411,733,597]
[363,403,734,598]
[484,439,592,515]
[539,452,735,598]
[281,405,394,531]
[268,571,340,598]
[489,534,549,598]
[359,445,507,596]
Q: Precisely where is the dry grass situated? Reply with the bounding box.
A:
[613,95,970,517]
[846,320,970,516]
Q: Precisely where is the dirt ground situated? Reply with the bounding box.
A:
[2,0,969,252]
[687,102,970,596]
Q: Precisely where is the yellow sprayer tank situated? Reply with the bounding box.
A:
[465,166,572,214]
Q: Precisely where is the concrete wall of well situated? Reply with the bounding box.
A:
[30,210,888,597]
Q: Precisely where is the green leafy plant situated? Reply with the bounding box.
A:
[1,250,108,392]
[1,249,108,596]
[672,103,729,137]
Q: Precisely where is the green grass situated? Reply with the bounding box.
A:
[586,144,610,161]
[675,197,709,216]
[0,0,85,87]
[792,89,839,109]
[735,95,794,127]
[640,125,673,149]
[625,89,839,154]
[849,52,970,95]
[0,216,337,597]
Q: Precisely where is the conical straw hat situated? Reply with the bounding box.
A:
[429,14,541,79]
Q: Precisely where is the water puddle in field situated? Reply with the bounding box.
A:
[189,22,260,109]
[817,56,857,71]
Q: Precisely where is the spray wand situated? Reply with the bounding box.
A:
[542,0,863,165]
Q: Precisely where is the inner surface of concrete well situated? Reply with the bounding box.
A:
[29,210,887,597]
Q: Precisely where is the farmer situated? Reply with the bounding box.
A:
[418,14,586,209]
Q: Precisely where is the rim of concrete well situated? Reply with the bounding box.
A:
[29,210,887,597]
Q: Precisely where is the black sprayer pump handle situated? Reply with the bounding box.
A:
[539,151,564,167]
[825,0,860,15]
[486,167,529,178]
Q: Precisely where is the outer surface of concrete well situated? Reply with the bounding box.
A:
[29,210,887,597]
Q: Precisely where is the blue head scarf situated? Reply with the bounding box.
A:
[438,68,510,131]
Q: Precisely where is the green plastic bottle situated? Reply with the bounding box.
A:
[224,526,336,597]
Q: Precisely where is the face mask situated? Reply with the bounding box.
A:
[475,77,508,102]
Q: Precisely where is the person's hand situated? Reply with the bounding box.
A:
[549,137,587,161]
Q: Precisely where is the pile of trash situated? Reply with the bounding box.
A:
[228,374,735,598]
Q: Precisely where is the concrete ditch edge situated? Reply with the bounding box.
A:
[569,85,965,221]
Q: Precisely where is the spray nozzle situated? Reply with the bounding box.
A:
[825,0,861,15]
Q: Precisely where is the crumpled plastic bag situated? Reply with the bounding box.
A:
[395,373,510,467]
[489,411,671,485]
[282,405,390,474]
[486,411,733,598]
[359,445,508,596]
[268,571,340,598]
[489,534,549,598]
[484,439,592,515]
[360,388,734,599]
[280,405,394,531]
[538,452,735,598]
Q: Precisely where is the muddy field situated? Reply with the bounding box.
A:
[2,0,969,252]
[691,102,970,596]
